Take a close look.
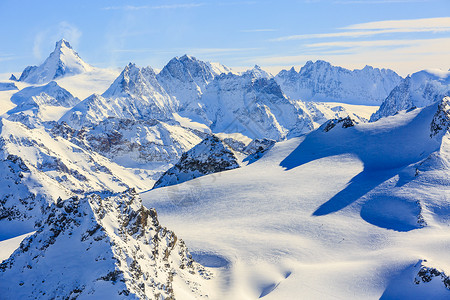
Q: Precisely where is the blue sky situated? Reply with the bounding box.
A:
[0,0,449,76]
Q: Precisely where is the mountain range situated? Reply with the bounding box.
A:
[0,39,449,299]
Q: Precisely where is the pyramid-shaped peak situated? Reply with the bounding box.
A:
[18,39,92,84]
[55,39,73,50]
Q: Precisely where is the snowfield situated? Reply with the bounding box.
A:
[141,102,450,299]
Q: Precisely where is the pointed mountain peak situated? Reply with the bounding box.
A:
[18,39,92,84]
[55,38,73,51]
[243,65,272,79]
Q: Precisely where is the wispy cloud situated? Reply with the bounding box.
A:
[343,17,450,30]
[103,3,204,11]
[272,17,450,42]
[240,29,276,33]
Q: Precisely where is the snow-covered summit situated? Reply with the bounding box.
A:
[18,39,92,84]
[243,65,273,79]
[60,63,176,129]
[275,60,402,105]
[182,71,314,140]
[371,69,450,122]
[156,54,231,108]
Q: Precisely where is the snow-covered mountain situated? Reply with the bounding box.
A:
[182,71,314,140]
[0,189,213,299]
[52,118,206,168]
[275,60,402,105]
[156,54,231,109]
[0,82,18,91]
[18,39,92,84]
[371,69,450,121]
[0,117,156,240]
[60,63,176,129]
[7,81,79,125]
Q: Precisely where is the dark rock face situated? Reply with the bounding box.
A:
[9,74,18,81]
[153,135,240,189]
[243,138,276,164]
[430,97,450,137]
[415,262,450,290]
[321,116,358,132]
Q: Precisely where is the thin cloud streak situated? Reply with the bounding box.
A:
[272,17,450,42]
[103,3,204,11]
[344,17,450,30]
[240,29,276,32]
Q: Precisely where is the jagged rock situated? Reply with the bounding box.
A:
[18,39,92,84]
[321,116,358,132]
[275,61,402,105]
[430,97,450,137]
[0,189,212,299]
[153,135,240,189]
[414,261,450,290]
[9,74,18,81]
[242,138,276,164]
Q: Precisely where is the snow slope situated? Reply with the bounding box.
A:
[275,61,402,105]
[141,99,450,299]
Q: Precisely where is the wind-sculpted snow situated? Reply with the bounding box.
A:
[60,63,176,129]
[371,70,450,121]
[275,60,402,105]
[0,189,212,299]
[18,39,92,84]
[142,100,450,298]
